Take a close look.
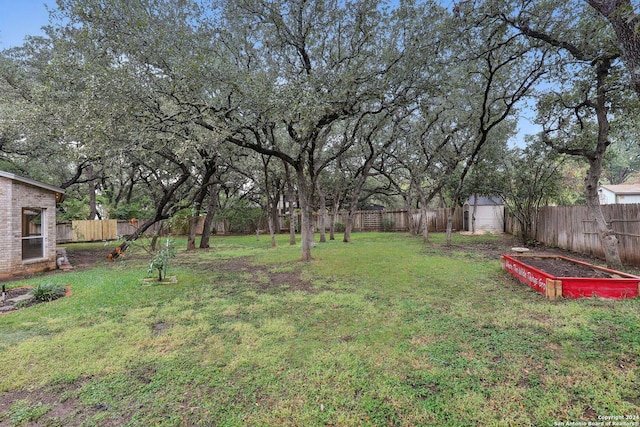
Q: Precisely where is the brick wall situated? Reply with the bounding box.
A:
[0,176,12,276]
[0,177,58,278]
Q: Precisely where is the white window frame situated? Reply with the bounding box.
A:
[22,207,45,261]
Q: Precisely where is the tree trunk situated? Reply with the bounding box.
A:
[342,189,363,243]
[586,163,622,268]
[585,172,621,268]
[271,186,281,235]
[260,155,277,248]
[420,206,430,243]
[317,181,327,243]
[445,207,454,246]
[150,222,163,252]
[342,155,377,242]
[124,167,137,205]
[343,211,354,243]
[587,58,622,269]
[343,191,361,243]
[407,197,420,236]
[587,0,640,98]
[288,200,297,246]
[87,165,98,220]
[284,162,297,246]
[200,184,219,248]
[416,192,430,243]
[267,210,276,247]
[296,168,315,261]
[414,182,430,243]
[187,213,200,250]
[188,164,218,250]
[471,194,478,234]
[187,196,207,250]
[329,195,340,241]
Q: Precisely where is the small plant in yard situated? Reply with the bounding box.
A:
[147,238,176,281]
[29,283,66,302]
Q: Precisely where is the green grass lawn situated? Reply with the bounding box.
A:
[0,233,638,426]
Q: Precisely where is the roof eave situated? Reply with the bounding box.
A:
[0,170,66,195]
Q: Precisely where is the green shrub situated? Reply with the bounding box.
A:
[216,200,262,233]
[108,198,152,220]
[381,218,396,232]
[147,239,176,281]
[334,222,345,232]
[58,196,91,221]
[29,283,67,302]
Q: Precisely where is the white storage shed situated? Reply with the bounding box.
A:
[463,195,504,233]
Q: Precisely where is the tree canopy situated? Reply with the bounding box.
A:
[1,0,639,262]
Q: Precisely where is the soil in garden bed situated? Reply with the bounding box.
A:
[1,287,31,300]
[518,257,614,279]
[1,286,71,313]
[0,287,33,311]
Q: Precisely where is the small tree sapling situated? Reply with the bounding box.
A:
[147,238,176,281]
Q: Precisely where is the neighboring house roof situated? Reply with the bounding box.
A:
[599,184,640,195]
[0,170,65,195]
[465,195,503,206]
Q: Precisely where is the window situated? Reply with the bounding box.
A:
[22,208,44,260]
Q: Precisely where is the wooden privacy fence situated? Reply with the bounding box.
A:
[280,208,463,233]
[56,208,465,243]
[57,220,137,243]
[505,203,640,266]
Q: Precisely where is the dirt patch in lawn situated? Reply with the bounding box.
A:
[0,382,128,427]
[426,233,522,259]
[167,250,322,292]
[64,244,121,269]
[211,257,323,293]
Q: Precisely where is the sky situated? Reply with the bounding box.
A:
[0,0,56,49]
[0,0,539,145]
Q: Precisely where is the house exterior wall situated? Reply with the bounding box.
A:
[599,186,640,204]
[599,188,617,204]
[0,176,12,276]
[614,194,640,204]
[0,177,58,278]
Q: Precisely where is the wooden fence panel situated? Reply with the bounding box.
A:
[102,220,117,241]
[309,208,463,233]
[279,209,465,233]
[56,223,73,243]
[57,208,467,243]
[71,220,118,242]
[507,203,640,266]
[117,221,138,237]
[607,203,640,265]
[382,210,410,231]
[413,208,463,232]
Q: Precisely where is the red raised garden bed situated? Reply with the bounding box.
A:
[501,254,640,300]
